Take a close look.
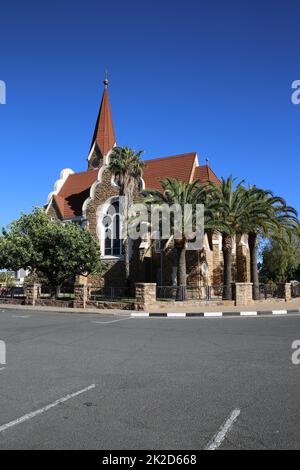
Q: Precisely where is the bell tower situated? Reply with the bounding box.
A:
[87,77,116,169]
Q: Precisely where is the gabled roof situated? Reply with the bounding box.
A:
[54,170,98,219]
[193,165,221,185]
[90,81,116,156]
[143,152,196,191]
[49,154,220,220]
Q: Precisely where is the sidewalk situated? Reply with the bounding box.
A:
[0,298,299,316]
[151,298,300,313]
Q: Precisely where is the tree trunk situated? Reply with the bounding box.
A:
[249,232,259,300]
[50,286,56,300]
[222,234,233,300]
[124,237,130,287]
[123,191,131,291]
[176,243,187,300]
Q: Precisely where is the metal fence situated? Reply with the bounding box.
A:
[89,286,134,301]
[256,284,281,300]
[39,285,74,300]
[157,285,228,302]
[0,285,25,299]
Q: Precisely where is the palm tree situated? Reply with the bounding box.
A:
[207,177,254,300]
[241,187,298,300]
[143,178,226,300]
[108,146,145,287]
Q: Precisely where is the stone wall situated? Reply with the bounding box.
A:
[47,203,60,221]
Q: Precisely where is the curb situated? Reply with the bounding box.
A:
[131,309,300,318]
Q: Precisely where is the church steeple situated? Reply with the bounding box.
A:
[88,77,116,169]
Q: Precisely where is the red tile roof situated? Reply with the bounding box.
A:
[50,154,220,219]
[193,165,221,185]
[143,153,196,191]
[90,85,116,156]
[54,170,98,219]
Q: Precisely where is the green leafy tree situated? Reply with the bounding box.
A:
[260,224,300,282]
[108,146,145,287]
[0,272,16,287]
[0,208,101,296]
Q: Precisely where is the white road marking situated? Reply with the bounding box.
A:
[0,368,6,372]
[0,384,96,433]
[204,312,223,317]
[205,408,240,450]
[92,317,132,324]
[240,311,257,316]
[12,315,32,318]
[131,312,150,317]
[167,313,186,317]
[272,310,287,315]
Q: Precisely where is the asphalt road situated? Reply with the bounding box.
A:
[0,308,300,450]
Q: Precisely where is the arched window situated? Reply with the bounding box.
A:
[97,197,124,258]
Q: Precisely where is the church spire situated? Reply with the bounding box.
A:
[88,77,116,168]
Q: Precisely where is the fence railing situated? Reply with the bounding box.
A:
[89,286,134,302]
[0,285,25,299]
[256,284,281,300]
[157,285,229,301]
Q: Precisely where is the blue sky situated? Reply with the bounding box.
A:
[0,0,299,228]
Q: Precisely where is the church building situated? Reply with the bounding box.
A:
[45,79,250,290]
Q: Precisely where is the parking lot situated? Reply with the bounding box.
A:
[0,308,300,450]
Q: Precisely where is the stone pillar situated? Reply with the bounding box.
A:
[24,283,41,306]
[74,275,89,309]
[235,282,253,306]
[277,283,291,302]
[135,283,157,311]
[74,282,88,309]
